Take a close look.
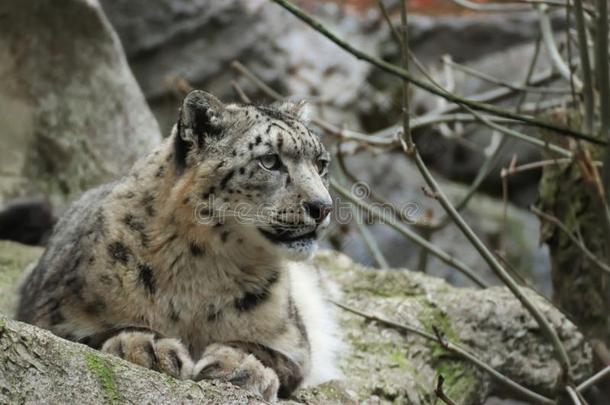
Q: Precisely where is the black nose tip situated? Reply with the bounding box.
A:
[303,200,332,224]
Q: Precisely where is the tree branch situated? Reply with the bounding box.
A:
[269,0,604,145]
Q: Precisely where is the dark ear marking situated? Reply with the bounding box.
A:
[175,90,226,173]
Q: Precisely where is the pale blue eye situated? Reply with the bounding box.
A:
[259,154,281,171]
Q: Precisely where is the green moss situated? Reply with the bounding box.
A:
[164,374,177,386]
[418,300,459,343]
[347,270,425,298]
[85,352,121,404]
[417,300,480,403]
[435,360,477,402]
[389,350,409,369]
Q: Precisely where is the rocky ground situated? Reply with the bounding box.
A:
[0,241,592,404]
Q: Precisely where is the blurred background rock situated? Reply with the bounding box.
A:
[0,0,568,294]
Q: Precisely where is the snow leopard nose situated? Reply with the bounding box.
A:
[303,200,332,224]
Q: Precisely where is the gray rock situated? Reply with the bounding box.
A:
[0,0,161,208]
[100,0,387,135]
[407,12,566,64]
[0,245,592,404]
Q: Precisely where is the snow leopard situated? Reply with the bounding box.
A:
[16,90,341,401]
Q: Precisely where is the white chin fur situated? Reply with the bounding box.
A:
[279,239,318,261]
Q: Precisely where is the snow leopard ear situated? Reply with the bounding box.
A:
[272,98,311,123]
[175,90,227,172]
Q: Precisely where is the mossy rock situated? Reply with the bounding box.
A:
[0,245,592,404]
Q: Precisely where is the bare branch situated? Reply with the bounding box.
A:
[435,375,458,405]
[230,80,252,104]
[269,0,603,145]
[577,365,610,392]
[566,385,584,405]
[444,59,571,95]
[538,4,583,90]
[230,60,283,100]
[573,0,595,132]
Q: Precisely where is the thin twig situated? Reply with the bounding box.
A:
[231,80,252,104]
[461,104,572,158]
[501,158,601,177]
[566,386,584,405]
[376,0,401,45]
[352,206,390,269]
[594,0,609,139]
[231,60,283,100]
[444,59,571,94]
[435,376,458,405]
[538,4,583,90]
[450,0,531,11]
[565,0,578,112]
[334,151,390,269]
[573,0,594,132]
[516,34,543,110]
[595,0,610,225]
[468,0,595,11]
[399,0,413,153]
[269,0,604,145]
[417,227,432,273]
[577,365,610,392]
[495,250,541,293]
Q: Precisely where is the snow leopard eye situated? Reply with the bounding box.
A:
[315,158,329,176]
[259,154,282,171]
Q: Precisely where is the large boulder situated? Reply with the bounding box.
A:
[0,0,161,209]
[100,0,386,135]
[0,242,591,404]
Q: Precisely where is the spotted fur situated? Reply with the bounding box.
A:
[16,91,340,400]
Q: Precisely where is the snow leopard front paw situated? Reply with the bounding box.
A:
[193,343,280,402]
[101,331,194,379]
